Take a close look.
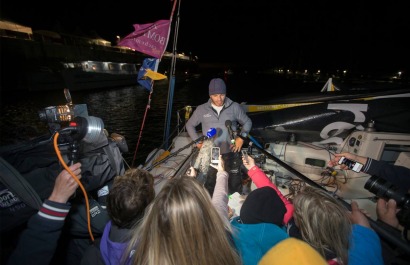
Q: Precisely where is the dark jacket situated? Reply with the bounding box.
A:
[363,158,410,191]
[186,97,252,154]
[7,200,71,265]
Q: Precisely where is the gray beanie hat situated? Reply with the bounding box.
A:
[209,78,226,95]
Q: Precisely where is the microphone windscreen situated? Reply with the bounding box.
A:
[225,120,232,127]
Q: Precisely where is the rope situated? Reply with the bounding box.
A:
[132,89,153,167]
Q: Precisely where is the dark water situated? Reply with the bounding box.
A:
[0,70,329,166]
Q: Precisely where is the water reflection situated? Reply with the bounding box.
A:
[0,72,331,166]
[0,80,201,166]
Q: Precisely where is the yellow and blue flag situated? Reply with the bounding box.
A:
[137,58,167,91]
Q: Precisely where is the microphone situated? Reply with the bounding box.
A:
[206,127,217,139]
[225,120,235,144]
[197,127,217,143]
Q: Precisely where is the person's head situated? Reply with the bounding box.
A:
[293,185,351,265]
[240,186,286,226]
[107,168,154,229]
[126,176,240,265]
[209,78,226,107]
[258,238,327,265]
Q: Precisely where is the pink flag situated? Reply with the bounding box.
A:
[118,20,171,59]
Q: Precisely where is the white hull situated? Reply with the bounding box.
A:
[144,79,410,256]
[143,132,196,194]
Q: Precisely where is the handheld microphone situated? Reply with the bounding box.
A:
[194,128,216,147]
[206,127,217,139]
[198,127,217,142]
[225,120,235,144]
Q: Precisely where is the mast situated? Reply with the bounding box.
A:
[163,0,181,149]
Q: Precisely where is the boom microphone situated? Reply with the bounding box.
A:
[225,120,235,143]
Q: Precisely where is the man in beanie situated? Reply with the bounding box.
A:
[186,77,252,195]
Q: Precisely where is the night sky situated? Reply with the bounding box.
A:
[1,1,409,74]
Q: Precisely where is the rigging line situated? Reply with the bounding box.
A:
[143,124,183,168]
[132,87,154,167]
[163,0,181,148]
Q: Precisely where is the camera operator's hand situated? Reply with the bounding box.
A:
[376,198,401,230]
[49,162,82,204]
[242,155,255,170]
[328,152,368,170]
[349,201,371,229]
[210,155,225,172]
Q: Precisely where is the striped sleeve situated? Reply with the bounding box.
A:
[38,199,71,221]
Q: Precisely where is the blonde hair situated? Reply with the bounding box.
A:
[124,176,241,265]
[293,186,351,265]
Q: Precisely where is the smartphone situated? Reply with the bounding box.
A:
[338,156,363,173]
[241,150,249,163]
[211,147,220,164]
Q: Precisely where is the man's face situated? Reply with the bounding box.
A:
[210,94,226,107]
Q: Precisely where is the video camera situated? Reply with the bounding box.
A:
[37,89,105,146]
[32,89,126,192]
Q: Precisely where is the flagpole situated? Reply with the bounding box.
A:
[118,2,176,164]
[163,0,181,149]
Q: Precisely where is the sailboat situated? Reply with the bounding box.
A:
[1,0,409,261]
[139,73,410,258]
[112,2,410,258]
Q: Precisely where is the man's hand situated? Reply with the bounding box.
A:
[231,137,243,152]
[349,201,371,229]
[242,155,256,170]
[376,198,401,229]
[328,152,367,170]
[49,162,82,203]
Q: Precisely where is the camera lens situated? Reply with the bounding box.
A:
[80,116,104,143]
[365,175,410,209]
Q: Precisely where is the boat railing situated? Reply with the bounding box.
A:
[142,106,200,173]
